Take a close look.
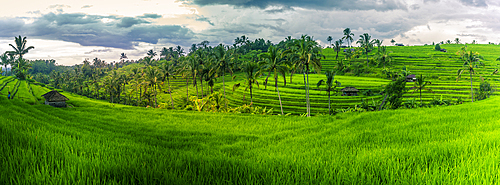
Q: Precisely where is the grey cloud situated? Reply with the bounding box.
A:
[427,24,431,30]
[264,6,294,13]
[181,0,407,11]
[48,4,71,9]
[85,49,112,54]
[424,0,440,3]
[139,13,162,19]
[459,0,487,7]
[0,13,195,49]
[117,17,149,28]
[189,15,214,26]
[410,4,420,10]
[81,5,93,9]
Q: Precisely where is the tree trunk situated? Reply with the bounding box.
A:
[290,70,295,84]
[420,88,422,105]
[276,77,284,115]
[282,73,287,86]
[250,84,253,105]
[366,50,370,68]
[306,66,311,117]
[379,94,388,111]
[168,79,174,109]
[194,75,199,100]
[223,71,227,109]
[328,91,331,115]
[186,76,189,102]
[154,85,158,108]
[200,75,204,99]
[470,72,474,102]
[264,70,272,89]
[336,51,339,60]
[303,70,310,117]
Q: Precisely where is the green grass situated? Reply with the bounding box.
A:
[3,82,500,184]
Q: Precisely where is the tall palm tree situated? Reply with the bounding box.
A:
[457,50,484,102]
[342,28,354,48]
[8,35,35,59]
[390,39,396,45]
[147,49,157,59]
[375,46,393,68]
[455,38,460,44]
[186,55,200,100]
[374,39,383,53]
[213,44,234,109]
[286,35,324,117]
[11,58,31,80]
[0,53,9,76]
[160,47,170,60]
[332,39,343,60]
[159,62,176,109]
[259,45,289,115]
[356,33,376,68]
[144,66,161,107]
[327,36,333,46]
[120,53,127,61]
[238,61,261,105]
[411,74,432,104]
[317,69,340,115]
[175,45,184,58]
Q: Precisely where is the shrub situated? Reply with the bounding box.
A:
[435,44,441,51]
[475,81,494,101]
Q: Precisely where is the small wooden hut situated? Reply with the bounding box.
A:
[341,87,359,96]
[42,91,69,107]
[406,74,416,82]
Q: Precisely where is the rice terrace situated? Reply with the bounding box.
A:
[3,0,500,184]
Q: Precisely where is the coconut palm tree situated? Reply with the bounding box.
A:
[147,49,157,59]
[457,50,484,102]
[455,38,460,44]
[144,66,161,107]
[375,46,393,68]
[213,44,234,109]
[237,61,261,105]
[175,45,184,58]
[332,39,343,60]
[342,28,354,48]
[356,33,376,68]
[120,53,127,61]
[0,53,9,76]
[411,74,432,104]
[259,45,289,115]
[327,36,333,46]
[159,62,176,109]
[317,69,341,115]
[11,58,31,80]
[286,35,324,117]
[390,39,396,45]
[8,35,35,59]
[374,39,383,53]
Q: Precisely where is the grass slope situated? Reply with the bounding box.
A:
[2,86,500,184]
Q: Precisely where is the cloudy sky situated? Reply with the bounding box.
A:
[0,0,498,65]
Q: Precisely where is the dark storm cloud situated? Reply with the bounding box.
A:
[0,13,195,49]
[181,0,407,11]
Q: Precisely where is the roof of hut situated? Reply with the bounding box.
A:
[341,87,359,92]
[42,91,69,102]
[406,74,416,78]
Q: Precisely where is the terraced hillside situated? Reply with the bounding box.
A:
[3,83,500,184]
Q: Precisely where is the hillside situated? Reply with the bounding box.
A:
[2,83,500,184]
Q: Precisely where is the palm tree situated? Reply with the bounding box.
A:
[259,45,289,115]
[0,53,9,76]
[374,39,383,53]
[455,38,460,44]
[411,74,432,104]
[120,53,127,61]
[186,55,200,100]
[8,35,35,59]
[213,44,234,109]
[446,40,451,44]
[356,33,376,68]
[238,61,261,105]
[457,50,484,102]
[175,45,184,58]
[287,35,324,117]
[160,47,170,60]
[332,39,343,60]
[375,46,393,68]
[317,69,340,115]
[342,28,354,48]
[159,62,176,109]
[147,49,157,59]
[144,66,161,108]
[390,39,396,45]
[327,36,333,46]
[11,58,31,80]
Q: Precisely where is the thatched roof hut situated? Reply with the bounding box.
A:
[42,91,69,107]
[406,74,417,82]
[341,87,359,96]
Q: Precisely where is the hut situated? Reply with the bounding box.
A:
[42,91,69,107]
[406,74,417,82]
[341,87,359,96]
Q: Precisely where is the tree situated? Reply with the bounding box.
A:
[342,28,355,48]
[327,36,333,46]
[286,35,324,117]
[213,44,234,109]
[11,58,31,80]
[411,74,432,104]
[457,50,484,102]
[259,45,289,115]
[147,49,157,59]
[356,33,375,68]
[390,39,396,45]
[375,46,393,68]
[332,39,343,60]
[175,45,185,57]
[374,39,383,53]
[446,40,451,44]
[455,38,460,44]
[120,53,127,60]
[384,77,407,109]
[317,69,340,115]
[159,62,176,109]
[8,35,35,59]
[236,61,261,105]
[144,66,161,107]
[0,53,9,76]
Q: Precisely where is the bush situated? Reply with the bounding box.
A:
[475,81,494,101]
[385,77,407,109]
[435,44,441,51]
